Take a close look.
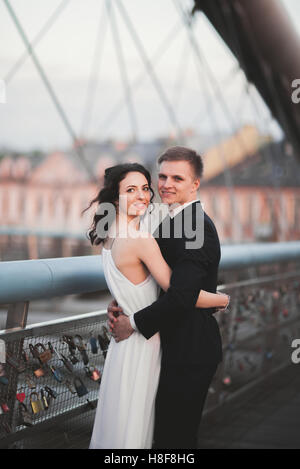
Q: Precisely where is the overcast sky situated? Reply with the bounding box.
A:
[0,0,299,152]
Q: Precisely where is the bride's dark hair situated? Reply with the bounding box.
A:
[83,163,154,246]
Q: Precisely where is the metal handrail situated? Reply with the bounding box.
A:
[0,241,299,304]
[220,241,300,270]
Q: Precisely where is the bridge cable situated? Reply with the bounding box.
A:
[80,0,108,140]
[173,0,246,240]
[171,35,192,114]
[96,20,183,137]
[114,0,185,143]
[3,0,96,182]
[174,0,251,156]
[174,3,236,185]
[4,0,70,84]
[106,0,139,142]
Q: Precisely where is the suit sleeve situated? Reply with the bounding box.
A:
[133,221,218,339]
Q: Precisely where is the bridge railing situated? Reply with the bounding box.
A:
[0,241,299,448]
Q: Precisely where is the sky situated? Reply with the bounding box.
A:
[0,0,299,152]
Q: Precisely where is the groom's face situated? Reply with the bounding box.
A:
[158,160,200,206]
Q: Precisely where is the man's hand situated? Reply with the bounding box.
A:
[107,299,124,332]
[112,315,134,343]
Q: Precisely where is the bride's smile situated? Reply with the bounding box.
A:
[118,171,151,219]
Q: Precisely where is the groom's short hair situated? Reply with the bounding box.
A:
[158,146,203,179]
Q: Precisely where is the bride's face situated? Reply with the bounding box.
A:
[118,171,151,217]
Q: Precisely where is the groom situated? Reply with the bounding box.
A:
[108,146,223,449]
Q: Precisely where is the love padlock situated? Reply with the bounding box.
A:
[34,366,45,378]
[53,347,73,373]
[18,402,33,427]
[89,336,98,354]
[85,366,101,383]
[44,386,57,399]
[92,368,101,383]
[74,335,89,365]
[40,389,49,411]
[16,390,26,403]
[74,376,89,397]
[98,330,110,359]
[25,374,36,389]
[21,349,29,363]
[62,335,76,355]
[50,365,63,383]
[33,343,52,365]
[30,392,43,415]
[1,402,10,413]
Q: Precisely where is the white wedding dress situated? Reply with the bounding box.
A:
[89,247,161,449]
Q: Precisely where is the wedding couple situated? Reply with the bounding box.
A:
[88,146,228,449]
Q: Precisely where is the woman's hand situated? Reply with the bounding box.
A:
[107,299,124,332]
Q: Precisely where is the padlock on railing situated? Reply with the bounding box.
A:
[21,349,29,364]
[50,365,63,383]
[62,335,79,364]
[85,366,101,383]
[16,389,26,403]
[44,386,57,400]
[73,376,89,397]
[98,326,110,358]
[89,332,98,354]
[62,335,76,355]
[53,347,73,373]
[33,343,53,364]
[0,402,10,413]
[74,335,89,365]
[30,392,43,415]
[29,343,39,360]
[40,389,49,411]
[18,402,33,427]
[33,364,46,378]
[65,379,77,395]
[25,374,36,390]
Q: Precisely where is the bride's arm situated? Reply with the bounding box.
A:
[137,235,228,309]
[195,290,229,309]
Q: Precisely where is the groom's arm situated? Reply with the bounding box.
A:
[134,222,218,340]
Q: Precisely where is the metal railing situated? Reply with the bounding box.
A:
[0,241,299,448]
[0,311,108,449]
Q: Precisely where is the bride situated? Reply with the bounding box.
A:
[86,163,228,449]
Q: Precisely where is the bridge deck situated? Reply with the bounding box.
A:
[198,363,300,449]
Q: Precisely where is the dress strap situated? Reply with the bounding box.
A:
[104,236,116,250]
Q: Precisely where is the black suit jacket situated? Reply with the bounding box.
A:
[134,201,223,367]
